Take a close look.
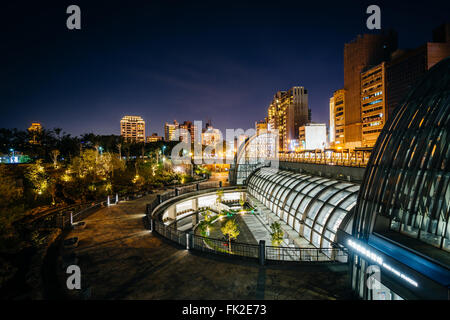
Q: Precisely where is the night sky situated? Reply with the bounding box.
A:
[1,0,449,137]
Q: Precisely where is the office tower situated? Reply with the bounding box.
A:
[386,23,450,119]
[329,89,346,148]
[120,116,145,142]
[343,31,397,149]
[164,120,179,142]
[361,62,386,147]
[179,121,197,144]
[267,86,309,151]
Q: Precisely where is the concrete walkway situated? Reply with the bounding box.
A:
[248,195,314,248]
[58,193,352,300]
[240,213,273,244]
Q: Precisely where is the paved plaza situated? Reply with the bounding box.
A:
[59,194,353,300]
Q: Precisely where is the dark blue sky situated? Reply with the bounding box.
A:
[1,0,449,137]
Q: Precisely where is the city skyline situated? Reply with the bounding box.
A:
[2,1,450,137]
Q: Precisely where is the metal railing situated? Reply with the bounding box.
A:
[198,181,221,190]
[153,220,187,247]
[278,152,370,168]
[58,191,152,229]
[177,184,197,195]
[265,246,347,262]
[151,218,347,263]
[150,180,222,210]
[159,190,176,203]
[192,234,259,259]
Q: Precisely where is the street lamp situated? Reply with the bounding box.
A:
[9,148,15,163]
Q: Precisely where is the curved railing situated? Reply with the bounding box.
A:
[147,186,348,264]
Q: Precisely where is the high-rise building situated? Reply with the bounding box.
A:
[179,121,198,144]
[343,31,397,149]
[120,116,145,142]
[202,124,222,146]
[329,89,346,147]
[255,119,268,134]
[28,122,42,144]
[146,133,163,143]
[386,23,450,119]
[164,120,179,142]
[267,86,309,151]
[361,62,386,147]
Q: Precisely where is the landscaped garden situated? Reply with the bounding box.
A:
[0,128,207,298]
[193,190,284,255]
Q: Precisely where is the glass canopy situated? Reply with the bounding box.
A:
[247,168,359,250]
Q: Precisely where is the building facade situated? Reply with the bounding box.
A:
[201,125,222,146]
[329,89,346,148]
[361,62,386,147]
[179,121,198,144]
[343,31,397,149]
[164,120,179,142]
[267,86,310,151]
[298,123,327,150]
[120,116,145,142]
[255,119,268,134]
[386,24,450,119]
[146,133,163,143]
[338,57,450,300]
[28,122,42,144]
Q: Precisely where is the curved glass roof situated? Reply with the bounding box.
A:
[231,131,278,185]
[247,168,359,250]
[354,57,450,261]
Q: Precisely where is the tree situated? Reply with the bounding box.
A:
[221,219,240,253]
[117,142,122,159]
[25,159,51,200]
[239,193,245,208]
[216,188,224,204]
[203,210,213,223]
[50,149,60,168]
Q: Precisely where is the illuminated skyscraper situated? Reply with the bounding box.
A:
[343,31,397,149]
[329,89,346,147]
[120,116,145,142]
[361,62,386,147]
[179,121,198,144]
[164,120,179,141]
